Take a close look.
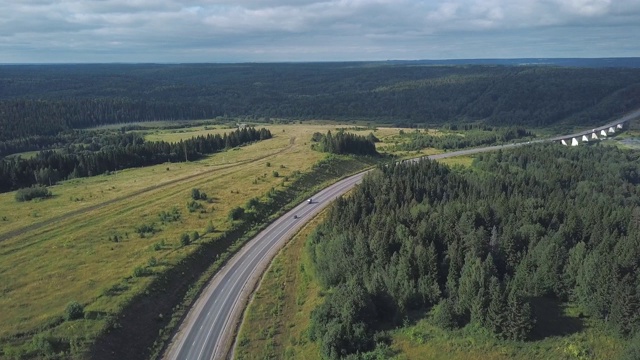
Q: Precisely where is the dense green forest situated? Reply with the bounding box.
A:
[306,144,640,359]
[0,127,271,193]
[2,64,640,140]
[311,131,379,156]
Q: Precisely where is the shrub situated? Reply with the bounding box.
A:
[246,197,261,210]
[65,301,84,321]
[29,335,54,356]
[206,221,215,233]
[191,188,207,200]
[191,231,200,242]
[430,298,461,330]
[620,333,640,360]
[135,223,157,237]
[133,266,151,277]
[187,200,204,213]
[15,186,52,202]
[180,233,191,246]
[159,207,181,223]
[272,171,279,178]
[229,207,245,221]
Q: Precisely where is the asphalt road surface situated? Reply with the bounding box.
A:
[164,113,637,360]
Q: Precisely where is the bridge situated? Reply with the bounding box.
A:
[552,108,640,146]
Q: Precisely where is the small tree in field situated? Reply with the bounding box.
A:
[206,221,215,233]
[180,233,191,246]
[65,301,84,320]
[229,207,245,221]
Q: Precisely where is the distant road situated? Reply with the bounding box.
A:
[164,111,639,360]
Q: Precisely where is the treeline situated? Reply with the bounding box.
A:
[395,127,535,151]
[311,131,378,156]
[2,64,640,139]
[0,127,271,193]
[307,144,640,359]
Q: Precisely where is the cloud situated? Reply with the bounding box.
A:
[0,0,638,62]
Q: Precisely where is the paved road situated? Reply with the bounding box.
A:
[164,112,639,360]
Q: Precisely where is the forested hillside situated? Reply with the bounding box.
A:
[307,144,640,359]
[2,64,640,139]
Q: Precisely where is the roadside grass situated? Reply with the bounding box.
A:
[437,155,475,167]
[0,122,405,358]
[392,299,624,360]
[234,211,325,360]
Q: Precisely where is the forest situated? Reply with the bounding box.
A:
[395,126,535,151]
[2,64,640,140]
[311,131,379,156]
[306,144,640,359]
[0,127,271,193]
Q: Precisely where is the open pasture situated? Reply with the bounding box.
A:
[0,122,409,356]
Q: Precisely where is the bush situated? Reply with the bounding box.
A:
[15,186,52,202]
[430,298,460,330]
[180,233,191,246]
[29,335,54,356]
[229,207,245,221]
[191,231,200,242]
[132,266,152,277]
[272,171,279,178]
[159,207,181,223]
[206,221,215,233]
[191,188,207,200]
[187,200,204,213]
[135,223,157,237]
[148,257,158,267]
[65,301,84,321]
[620,333,640,360]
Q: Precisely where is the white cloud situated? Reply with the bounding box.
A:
[0,0,638,62]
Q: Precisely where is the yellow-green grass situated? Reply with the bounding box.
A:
[3,150,51,160]
[0,123,409,353]
[437,155,475,167]
[392,305,623,360]
[0,125,318,340]
[144,123,407,144]
[142,125,235,143]
[235,210,324,360]
[89,120,221,130]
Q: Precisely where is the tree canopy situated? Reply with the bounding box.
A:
[308,144,640,358]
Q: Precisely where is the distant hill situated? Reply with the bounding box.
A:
[1,62,640,139]
[386,58,640,68]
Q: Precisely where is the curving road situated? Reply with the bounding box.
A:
[163,113,638,360]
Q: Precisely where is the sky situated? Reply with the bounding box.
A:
[1,0,639,63]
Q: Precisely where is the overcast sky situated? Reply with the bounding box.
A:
[1,0,639,63]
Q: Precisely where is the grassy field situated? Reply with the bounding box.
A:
[234,211,325,360]
[0,122,411,358]
[391,299,624,360]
